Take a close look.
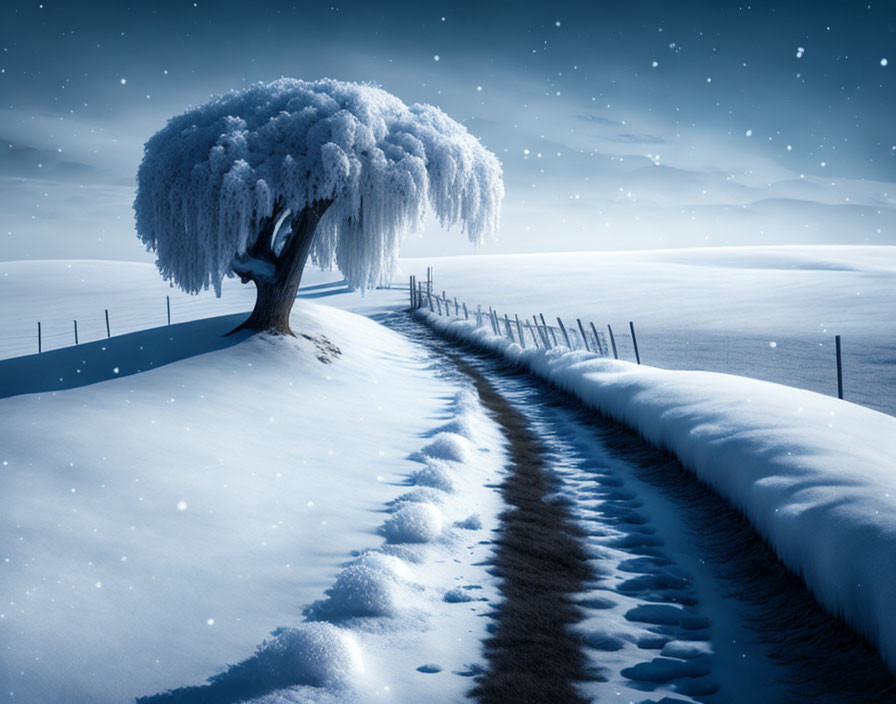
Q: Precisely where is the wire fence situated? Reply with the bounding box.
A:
[407,272,851,405]
[1,293,249,361]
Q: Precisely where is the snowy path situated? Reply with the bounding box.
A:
[394,314,896,703]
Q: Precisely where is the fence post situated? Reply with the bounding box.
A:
[836,335,843,400]
[463,302,469,320]
[515,314,525,348]
[629,321,641,364]
[526,320,539,348]
[590,322,605,356]
[504,314,514,340]
[428,291,434,312]
[556,317,571,348]
[37,321,41,354]
[435,296,443,315]
[534,315,551,349]
[607,324,619,359]
[167,295,171,325]
[491,310,500,336]
[73,319,79,345]
[539,314,557,346]
[477,305,482,327]
[576,319,591,352]
[409,275,415,309]
[105,309,111,338]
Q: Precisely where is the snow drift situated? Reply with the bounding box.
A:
[417,308,896,675]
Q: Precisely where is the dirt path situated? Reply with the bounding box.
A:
[392,312,896,703]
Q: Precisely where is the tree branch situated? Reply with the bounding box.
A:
[276,199,333,271]
[231,201,288,283]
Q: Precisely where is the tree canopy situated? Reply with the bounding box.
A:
[134,78,504,300]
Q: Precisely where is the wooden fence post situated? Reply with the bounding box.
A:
[105,309,111,338]
[463,302,469,320]
[539,314,557,346]
[477,305,482,327]
[37,321,41,354]
[556,317,571,348]
[525,321,538,348]
[590,321,605,356]
[167,295,171,325]
[836,335,843,400]
[454,297,459,316]
[629,321,641,364]
[73,319,79,345]
[607,324,619,359]
[435,296,443,315]
[576,319,591,352]
[515,314,525,348]
[504,314,514,340]
[533,315,551,349]
[428,291,434,312]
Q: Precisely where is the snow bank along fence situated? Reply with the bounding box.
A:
[408,272,849,403]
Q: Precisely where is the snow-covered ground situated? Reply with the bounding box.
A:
[0,260,359,360]
[3,247,896,700]
[0,299,506,703]
[402,246,896,416]
[418,306,896,679]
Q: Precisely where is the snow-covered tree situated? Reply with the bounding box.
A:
[134,78,503,335]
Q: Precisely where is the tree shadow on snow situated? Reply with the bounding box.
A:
[0,313,253,400]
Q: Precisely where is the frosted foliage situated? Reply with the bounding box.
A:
[134,78,504,294]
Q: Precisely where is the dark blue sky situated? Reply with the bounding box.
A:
[1,0,894,260]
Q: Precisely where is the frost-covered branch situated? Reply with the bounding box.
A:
[134,78,504,297]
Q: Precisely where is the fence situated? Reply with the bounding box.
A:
[407,274,849,403]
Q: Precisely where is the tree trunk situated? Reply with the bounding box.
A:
[229,200,331,336]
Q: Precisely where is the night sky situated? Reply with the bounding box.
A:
[1,0,894,261]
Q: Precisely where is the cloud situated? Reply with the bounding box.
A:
[576,114,624,127]
[608,132,666,145]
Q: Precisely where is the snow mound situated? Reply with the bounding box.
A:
[306,553,415,620]
[414,432,473,463]
[419,307,896,676]
[388,487,446,508]
[454,514,483,530]
[409,458,456,492]
[431,415,480,443]
[382,503,445,544]
[241,623,364,689]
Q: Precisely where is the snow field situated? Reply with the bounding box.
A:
[0,300,505,703]
[417,307,896,678]
[403,246,896,417]
[245,387,506,702]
